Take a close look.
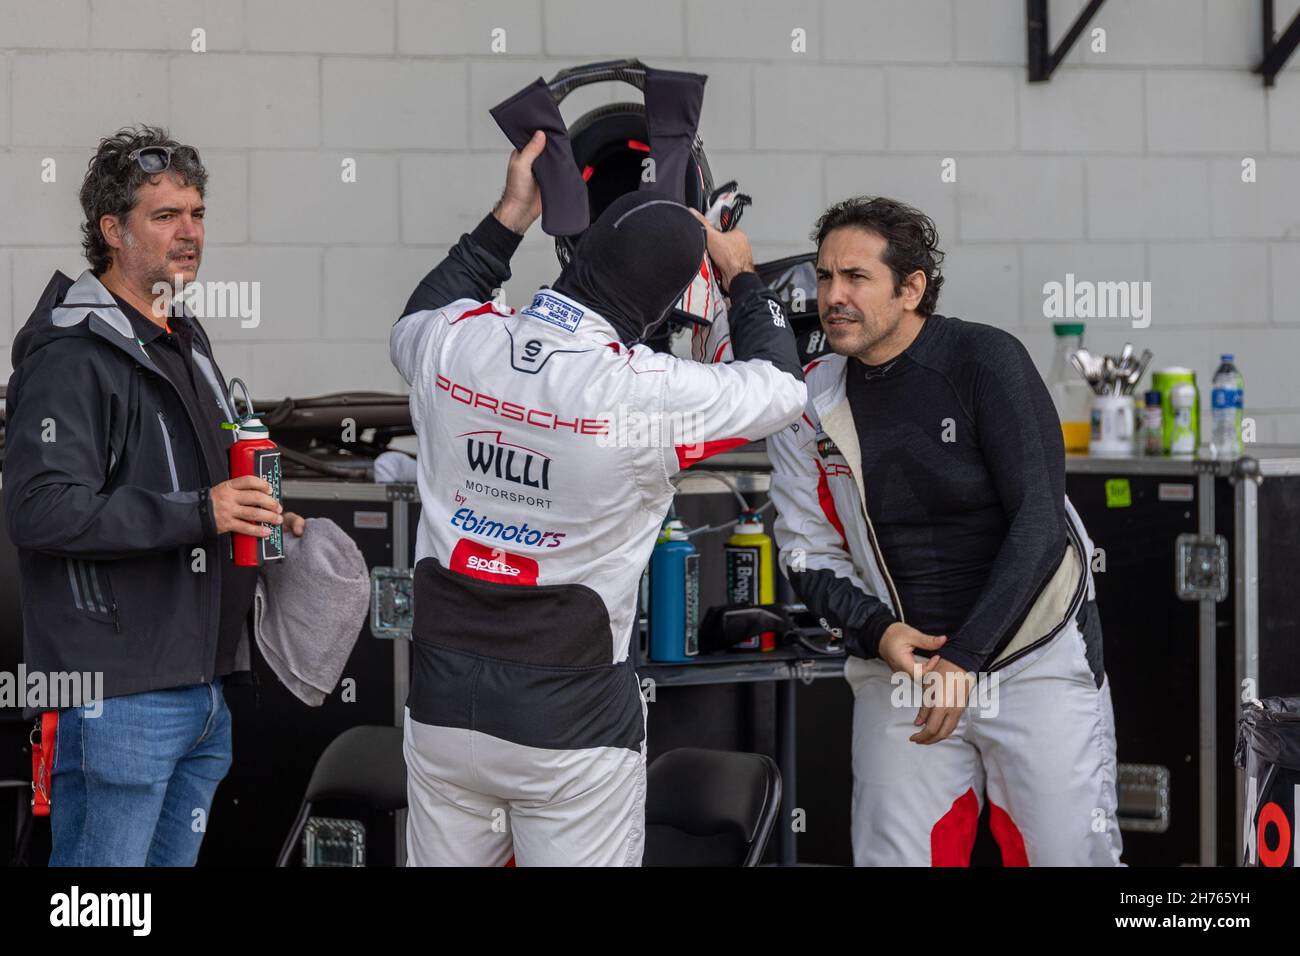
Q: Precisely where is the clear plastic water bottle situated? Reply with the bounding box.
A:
[1210,354,1244,459]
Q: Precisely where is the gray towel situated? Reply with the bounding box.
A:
[253,517,369,706]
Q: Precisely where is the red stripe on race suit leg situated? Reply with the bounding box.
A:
[675,437,749,471]
[814,460,849,549]
[988,801,1029,866]
[930,788,980,867]
[505,855,516,867]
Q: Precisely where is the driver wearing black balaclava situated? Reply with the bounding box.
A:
[393,137,806,868]
[550,190,706,346]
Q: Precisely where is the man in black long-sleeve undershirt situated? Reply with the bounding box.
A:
[844,311,1068,675]
[812,212,1065,745]
[770,197,1120,866]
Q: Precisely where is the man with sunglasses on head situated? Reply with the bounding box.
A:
[4,125,304,866]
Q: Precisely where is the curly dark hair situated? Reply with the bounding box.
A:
[811,196,945,317]
[79,125,207,275]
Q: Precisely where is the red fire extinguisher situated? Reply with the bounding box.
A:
[224,378,284,567]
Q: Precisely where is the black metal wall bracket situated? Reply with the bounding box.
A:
[1257,0,1300,86]
[1027,0,1107,82]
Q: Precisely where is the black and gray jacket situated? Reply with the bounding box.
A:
[4,270,255,711]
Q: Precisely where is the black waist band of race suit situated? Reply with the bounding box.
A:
[408,558,645,752]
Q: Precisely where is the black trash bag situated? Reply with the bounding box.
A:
[1236,696,1300,866]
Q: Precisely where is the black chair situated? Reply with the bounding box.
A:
[644,747,782,866]
[275,724,406,866]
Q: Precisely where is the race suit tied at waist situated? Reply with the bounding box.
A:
[412,557,612,668]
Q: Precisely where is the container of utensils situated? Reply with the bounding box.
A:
[1090,393,1135,456]
[1069,344,1153,457]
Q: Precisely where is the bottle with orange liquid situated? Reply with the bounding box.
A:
[1048,323,1091,454]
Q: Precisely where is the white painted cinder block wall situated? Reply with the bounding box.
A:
[2,0,1299,437]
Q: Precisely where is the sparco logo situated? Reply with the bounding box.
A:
[460,430,551,490]
[451,539,539,585]
[466,555,521,576]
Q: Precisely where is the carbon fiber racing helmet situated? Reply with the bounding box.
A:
[542,59,715,269]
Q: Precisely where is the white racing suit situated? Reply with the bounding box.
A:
[766,351,1123,866]
[390,214,806,866]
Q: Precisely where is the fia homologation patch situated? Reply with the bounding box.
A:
[522,292,584,334]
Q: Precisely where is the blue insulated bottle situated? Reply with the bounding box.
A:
[649,520,700,662]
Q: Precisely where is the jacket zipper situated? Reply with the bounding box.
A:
[86,562,121,633]
[67,559,121,633]
[98,313,223,677]
[156,411,181,492]
[157,400,213,681]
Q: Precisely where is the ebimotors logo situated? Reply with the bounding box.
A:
[449,507,565,549]
[451,539,538,585]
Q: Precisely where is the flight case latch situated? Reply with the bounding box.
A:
[370,567,414,639]
[1175,534,1228,602]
